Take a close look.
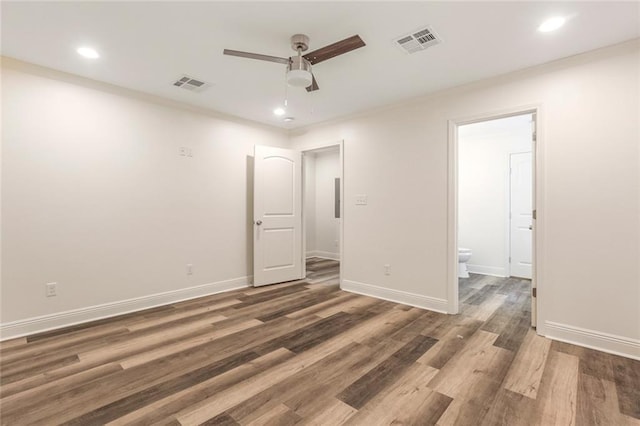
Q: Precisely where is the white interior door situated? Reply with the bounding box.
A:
[509,152,533,279]
[253,145,303,286]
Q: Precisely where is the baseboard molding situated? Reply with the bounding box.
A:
[0,276,250,341]
[341,280,448,314]
[306,250,340,261]
[467,264,508,277]
[543,320,640,360]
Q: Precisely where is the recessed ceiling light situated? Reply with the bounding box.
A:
[283,117,295,122]
[77,47,100,59]
[273,107,285,116]
[538,16,566,33]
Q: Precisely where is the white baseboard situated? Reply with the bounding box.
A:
[0,276,250,341]
[467,264,508,277]
[542,320,640,360]
[341,280,448,314]
[306,250,340,261]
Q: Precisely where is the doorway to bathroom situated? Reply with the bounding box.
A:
[449,110,538,328]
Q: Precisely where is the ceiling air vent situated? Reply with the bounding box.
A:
[172,75,211,92]
[394,26,442,54]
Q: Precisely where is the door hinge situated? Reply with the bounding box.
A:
[532,287,537,298]
[532,209,537,220]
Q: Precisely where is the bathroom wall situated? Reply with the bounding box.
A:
[304,148,340,259]
[458,114,533,276]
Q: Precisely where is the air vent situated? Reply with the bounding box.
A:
[393,26,442,54]
[172,75,211,92]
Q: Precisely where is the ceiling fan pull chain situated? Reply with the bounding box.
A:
[283,71,289,108]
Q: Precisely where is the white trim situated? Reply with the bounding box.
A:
[342,280,448,314]
[306,250,340,261]
[0,276,250,341]
[543,321,640,360]
[466,264,508,277]
[447,120,459,314]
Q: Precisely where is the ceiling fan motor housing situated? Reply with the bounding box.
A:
[290,34,310,52]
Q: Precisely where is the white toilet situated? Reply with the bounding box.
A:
[458,247,472,278]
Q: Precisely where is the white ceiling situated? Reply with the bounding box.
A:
[2,2,639,129]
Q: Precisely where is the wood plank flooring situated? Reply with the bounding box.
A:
[1,264,638,425]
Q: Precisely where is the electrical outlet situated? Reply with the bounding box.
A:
[46,282,57,297]
[384,264,391,276]
[186,264,193,275]
[355,195,368,205]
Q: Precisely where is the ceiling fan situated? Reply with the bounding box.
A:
[223,34,366,92]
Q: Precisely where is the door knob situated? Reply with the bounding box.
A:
[529,225,533,230]
[256,220,262,226]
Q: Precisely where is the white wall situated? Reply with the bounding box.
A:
[458,114,533,277]
[304,153,317,255]
[313,149,340,259]
[1,59,290,335]
[291,40,640,358]
[304,148,340,260]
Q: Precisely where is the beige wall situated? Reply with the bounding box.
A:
[291,40,640,357]
[1,59,289,329]
[312,149,341,258]
[304,148,340,259]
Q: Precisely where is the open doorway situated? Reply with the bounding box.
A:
[302,145,342,285]
[452,111,537,327]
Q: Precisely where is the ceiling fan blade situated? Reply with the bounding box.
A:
[223,49,290,65]
[306,74,319,92]
[303,35,365,65]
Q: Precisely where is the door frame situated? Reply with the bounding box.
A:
[447,105,544,329]
[300,140,344,286]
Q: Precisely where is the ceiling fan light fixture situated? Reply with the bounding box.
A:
[287,69,313,87]
[287,56,313,87]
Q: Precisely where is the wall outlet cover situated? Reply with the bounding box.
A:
[46,282,57,297]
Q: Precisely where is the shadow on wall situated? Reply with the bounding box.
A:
[246,155,254,280]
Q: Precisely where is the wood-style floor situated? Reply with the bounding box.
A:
[1,263,638,425]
